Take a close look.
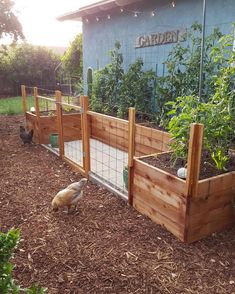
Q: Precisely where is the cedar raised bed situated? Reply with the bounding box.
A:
[132,124,235,243]
[26,111,82,144]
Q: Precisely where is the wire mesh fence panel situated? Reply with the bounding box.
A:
[89,114,128,195]
[61,103,83,168]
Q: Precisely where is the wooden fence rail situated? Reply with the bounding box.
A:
[21,85,235,243]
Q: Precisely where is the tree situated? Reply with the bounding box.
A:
[0,0,24,41]
[61,33,83,78]
[0,43,60,95]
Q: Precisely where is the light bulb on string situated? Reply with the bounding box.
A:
[120,8,124,13]
[151,11,155,17]
[107,14,111,19]
[85,18,89,23]
[134,11,138,17]
[96,16,99,21]
[172,1,176,7]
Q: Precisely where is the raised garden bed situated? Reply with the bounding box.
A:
[26,111,82,144]
[132,125,235,243]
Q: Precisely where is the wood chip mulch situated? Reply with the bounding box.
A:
[0,115,235,294]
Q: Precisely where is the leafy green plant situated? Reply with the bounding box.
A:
[167,28,235,171]
[91,43,155,118]
[211,149,229,171]
[0,228,47,294]
[167,95,234,171]
[91,41,124,114]
[156,23,222,127]
[117,58,155,118]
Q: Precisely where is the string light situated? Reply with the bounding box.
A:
[86,1,175,22]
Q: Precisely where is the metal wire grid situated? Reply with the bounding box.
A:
[61,105,83,166]
[90,116,128,195]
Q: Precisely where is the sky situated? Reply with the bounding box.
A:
[2,0,95,47]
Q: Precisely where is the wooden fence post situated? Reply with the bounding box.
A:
[81,96,90,178]
[33,87,41,144]
[55,90,64,157]
[21,85,27,115]
[128,107,136,205]
[185,123,204,197]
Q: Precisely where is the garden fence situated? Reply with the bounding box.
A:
[21,85,235,243]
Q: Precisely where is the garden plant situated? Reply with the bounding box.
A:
[0,228,47,294]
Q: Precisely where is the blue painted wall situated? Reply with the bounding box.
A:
[82,0,235,93]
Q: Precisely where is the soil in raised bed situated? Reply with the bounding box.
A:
[141,151,235,180]
[1,115,235,293]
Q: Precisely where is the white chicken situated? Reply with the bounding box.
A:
[52,178,88,213]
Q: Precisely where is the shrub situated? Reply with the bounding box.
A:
[0,228,47,293]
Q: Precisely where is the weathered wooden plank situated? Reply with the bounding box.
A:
[189,188,234,215]
[133,184,186,225]
[197,172,234,198]
[186,213,235,243]
[91,129,128,151]
[135,124,170,143]
[55,91,64,157]
[188,201,234,227]
[128,107,135,205]
[81,96,90,177]
[88,110,128,124]
[133,173,186,209]
[91,123,128,140]
[133,197,184,241]
[134,142,167,156]
[135,134,169,152]
[134,159,186,196]
[185,123,204,197]
[21,85,27,115]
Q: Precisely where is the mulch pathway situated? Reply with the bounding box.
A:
[0,115,235,294]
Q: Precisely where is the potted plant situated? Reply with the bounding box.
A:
[50,133,59,148]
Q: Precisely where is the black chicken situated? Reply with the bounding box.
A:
[19,126,34,144]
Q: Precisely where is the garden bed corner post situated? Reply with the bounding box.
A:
[128,107,136,205]
[55,90,64,157]
[81,96,91,178]
[33,87,42,144]
[184,123,204,241]
[21,85,27,116]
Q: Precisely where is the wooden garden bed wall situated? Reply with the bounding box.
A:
[135,125,170,156]
[89,113,129,152]
[132,158,187,241]
[26,112,82,144]
[88,112,170,156]
[187,172,235,243]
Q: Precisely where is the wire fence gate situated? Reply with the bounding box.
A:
[22,86,170,201]
[22,86,130,198]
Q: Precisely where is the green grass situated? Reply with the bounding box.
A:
[0,96,35,115]
[0,95,76,115]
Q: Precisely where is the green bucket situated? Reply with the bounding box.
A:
[123,167,128,190]
[50,133,59,148]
